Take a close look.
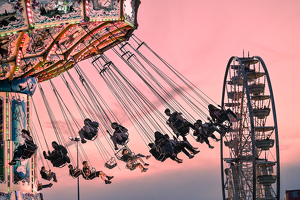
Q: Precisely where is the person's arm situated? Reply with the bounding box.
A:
[119,125,128,133]
[49,150,55,156]
[86,166,90,176]
[88,123,96,132]
[176,113,185,122]
[24,134,33,141]
[83,125,91,133]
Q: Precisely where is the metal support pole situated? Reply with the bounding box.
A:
[69,136,80,200]
[77,139,80,200]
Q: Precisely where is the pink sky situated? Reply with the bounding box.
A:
[36,0,300,199]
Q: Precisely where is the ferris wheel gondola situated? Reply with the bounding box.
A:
[221,56,280,200]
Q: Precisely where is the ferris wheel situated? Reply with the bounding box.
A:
[220,56,280,200]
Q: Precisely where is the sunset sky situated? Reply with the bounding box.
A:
[36,0,300,199]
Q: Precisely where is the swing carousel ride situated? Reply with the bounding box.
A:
[0,0,279,200]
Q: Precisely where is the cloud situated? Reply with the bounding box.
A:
[280,145,291,151]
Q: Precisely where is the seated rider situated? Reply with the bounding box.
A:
[148,143,182,163]
[79,118,99,144]
[43,141,70,166]
[120,149,148,172]
[68,165,82,178]
[110,122,128,150]
[154,131,176,157]
[208,104,241,125]
[197,120,222,141]
[205,118,227,136]
[168,136,200,159]
[82,161,114,184]
[193,120,220,149]
[164,108,195,141]
[40,166,57,182]
[9,129,36,165]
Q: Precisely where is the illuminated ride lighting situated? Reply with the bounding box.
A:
[27,0,33,24]
[86,0,89,15]
[1,0,138,83]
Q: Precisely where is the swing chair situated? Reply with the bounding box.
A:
[20,143,38,160]
[43,148,70,168]
[70,168,82,179]
[82,166,97,180]
[51,156,69,168]
[115,147,141,171]
[104,157,117,169]
[106,129,129,147]
[51,145,70,168]
[116,147,134,170]
[150,144,167,162]
[88,121,99,141]
[114,146,131,160]
[80,129,98,141]
[80,119,99,141]
[116,131,129,146]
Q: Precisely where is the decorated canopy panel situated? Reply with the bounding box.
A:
[123,0,140,27]
[49,21,103,55]
[0,0,140,83]
[29,0,85,27]
[0,0,28,35]
[22,24,66,56]
[87,0,121,21]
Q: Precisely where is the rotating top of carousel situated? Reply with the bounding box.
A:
[0,0,140,83]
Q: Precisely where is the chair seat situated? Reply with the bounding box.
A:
[52,158,67,168]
